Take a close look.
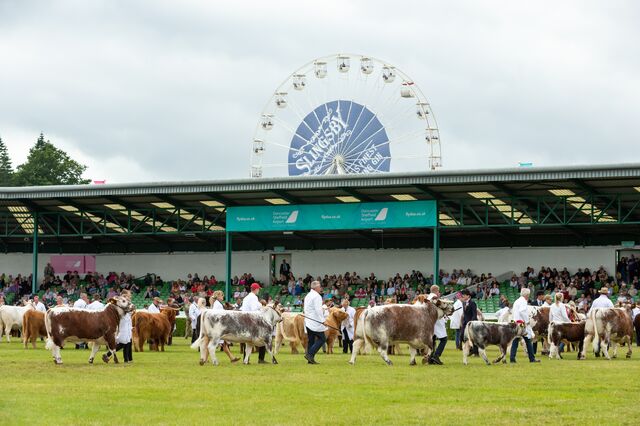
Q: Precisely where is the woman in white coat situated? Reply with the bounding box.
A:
[103,290,133,364]
[549,292,571,356]
[340,299,356,353]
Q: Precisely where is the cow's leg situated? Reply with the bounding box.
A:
[377,342,392,366]
[625,336,633,358]
[548,342,557,359]
[349,338,363,365]
[494,345,507,364]
[53,344,62,364]
[580,334,593,360]
[88,342,101,364]
[4,325,11,343]
[273,332,282,355]
[207,340,219,366]
[462,339,471,365]
[612,341,619,359]
[409,346,417,366]
[244,345,253,364]
[601,330,612,360]
[478,347,490,365]
[265,338,278,365]
[290,341,298,354]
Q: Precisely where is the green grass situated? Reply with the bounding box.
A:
[0,338,639,425]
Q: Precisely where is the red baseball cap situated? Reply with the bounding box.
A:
[251,283,261,291]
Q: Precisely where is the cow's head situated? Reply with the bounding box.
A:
[262,304,283,326]
[330,307,348,323]
[108,296,135,315]
[529,307,543,329]
[513,320,527,336]
[412,294,428,305]
[433,298,455,317]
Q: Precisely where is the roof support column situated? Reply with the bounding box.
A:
[32,211,39,295]
[433,201,440,286]
[225,232,232,302]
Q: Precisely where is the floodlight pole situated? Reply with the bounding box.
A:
[225,232,232,302]
[32,211,39,295]
[433,201,440,286]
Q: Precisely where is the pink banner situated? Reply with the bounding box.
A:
[50,255,96,274]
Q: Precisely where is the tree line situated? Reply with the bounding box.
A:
[0,133,90,187]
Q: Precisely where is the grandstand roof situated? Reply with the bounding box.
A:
[1,163,640,253]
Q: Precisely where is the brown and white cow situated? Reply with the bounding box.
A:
[274,312,306,355]
[192,306,283,365]
[22,310,47,349]
[349,299,454,366]
[531,307,551,354]
[45,296,135,365]
[463,321,527,365]
[547,321,585,359]
[580,308,634,360]
[132,310,173,352]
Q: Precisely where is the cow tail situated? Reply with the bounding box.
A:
[190,312,205,350]
[22,311,30,345]
[361,310,374,353]
[463,322,472,346]
[44,311,54,350]
[589,308,600,354]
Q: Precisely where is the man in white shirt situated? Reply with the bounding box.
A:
[509,288,540,363]
[147,297,162,313]
[590,287,614,310]
[73,293,89,309]
[303,281,327,364]
[86,294,105,311]
[241,283,266,363]
[427,285,447,365]
[341,299,356,354]
[449,292,464,350]
[33,295,47,313]
[189,297,202,344]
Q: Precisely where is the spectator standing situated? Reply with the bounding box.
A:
[303,281,327,364]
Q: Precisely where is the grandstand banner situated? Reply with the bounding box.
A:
[227,200,436,232]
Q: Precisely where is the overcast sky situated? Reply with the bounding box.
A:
[1,1,638,183]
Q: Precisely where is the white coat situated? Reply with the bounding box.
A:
[34,302,47,313]
[590,295,614,310]
[550,303,571,323]
[341,306,356,340]
[86,301,104,311]
[512,297,534,339]
[240,292,261,312]
[303,290,327,332]
[147,303,161,314]
[188,302,200,330]
[427,293,447,339]
[116,312,132,344]
[73,299,87,309]
[449,299,463,329]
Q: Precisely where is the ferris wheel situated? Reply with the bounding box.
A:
[250,53,442,178]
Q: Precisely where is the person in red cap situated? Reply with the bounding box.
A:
[240,282,267,363]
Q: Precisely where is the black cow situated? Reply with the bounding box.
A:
[463,321,526,365]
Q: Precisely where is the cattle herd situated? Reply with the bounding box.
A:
[0,296,638,366]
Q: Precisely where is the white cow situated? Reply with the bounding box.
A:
[0,302,35,342]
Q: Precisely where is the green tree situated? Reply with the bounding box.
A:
[0,136,14,186]
[13,133,90,186]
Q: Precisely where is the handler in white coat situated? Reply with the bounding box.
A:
[189,297,202,344]
[509,287,540,363]
[427,285,447,365]
[240,283,266,363]
[340,299,356,354]
[590,287,614,310]
[450,293,464,349]
[211,291,240,363]
[303,281,327,364]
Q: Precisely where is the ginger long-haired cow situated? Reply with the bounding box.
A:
[45,296,135,365]
[349,298,454,366]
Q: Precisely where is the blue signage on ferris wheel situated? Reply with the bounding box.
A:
[288,100,390,176]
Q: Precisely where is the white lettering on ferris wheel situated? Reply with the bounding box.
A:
[293,107,351,174]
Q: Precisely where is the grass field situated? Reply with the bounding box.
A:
[1,338,639,425]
